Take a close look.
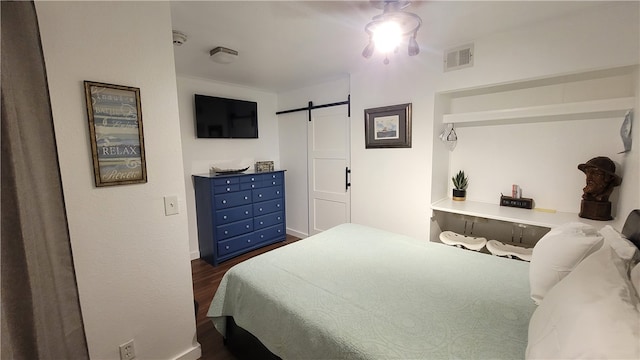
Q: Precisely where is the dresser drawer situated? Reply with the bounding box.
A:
[254,224,285,243]
[216,219,253,240]
[215,205,252,225]
[217,233,257,257]
[239,182,260,191]
[214,184,240,194]
[240,175,261,184]
[262,177,283,188]
[254,211,284,230]
[213,177,239,186]
[252,186,283,202]
[214,190,252,209]
[263,172,283,181]
[253,199,283,216]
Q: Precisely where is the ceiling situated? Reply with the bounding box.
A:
[170,1,611,93]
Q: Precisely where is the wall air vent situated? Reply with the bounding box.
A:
[444,43,474,72]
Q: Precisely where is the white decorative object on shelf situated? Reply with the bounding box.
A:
[486,239,532,261]
[619,110,633,153]
[439,230,487,251]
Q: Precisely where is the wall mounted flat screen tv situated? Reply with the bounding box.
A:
[194,94,258,138]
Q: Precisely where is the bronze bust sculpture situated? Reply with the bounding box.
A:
[578,156,622,220]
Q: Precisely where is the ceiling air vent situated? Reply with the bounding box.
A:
[444,44,474,72]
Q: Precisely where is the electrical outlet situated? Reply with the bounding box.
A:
[119,339,136,360]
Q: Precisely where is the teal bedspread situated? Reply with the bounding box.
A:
[208,223,535,359]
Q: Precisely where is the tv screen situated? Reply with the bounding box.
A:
[194,94,258,138]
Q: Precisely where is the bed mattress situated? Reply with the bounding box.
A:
[208,223,536,359]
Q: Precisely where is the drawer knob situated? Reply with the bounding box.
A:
[277,204,281,207]
[251,177,255,181]
[272,181,276,185]
[244,196,248,200]
[245,225,250,229]
[272,175,276,178]
[278,229,282,233]
[261,235,264,239]
[276,191,280,195]
[226,180,230,184]
[225,245,230,250]
[226,187,231,192]
[245,211,249,215]
[260,221,264,225]
[277,217,281,220]
[259,208,263,212]
[222,200,227,204]
[251,184,255,188]
[247,239,251,243]
[224,230,229,235]
[259,194,263,198]
[223,215,228,220]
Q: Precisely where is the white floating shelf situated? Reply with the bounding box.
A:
[431,198,613,229]
[442,97,634,125]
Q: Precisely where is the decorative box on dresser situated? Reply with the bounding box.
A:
[193,170,286,266]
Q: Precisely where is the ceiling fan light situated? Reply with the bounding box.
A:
[362,40,375,59]
[362,1,422,63]
[408,35,420,56]
[372,21,401,53]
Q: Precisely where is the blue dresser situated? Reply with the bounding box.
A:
[193,170,286,266]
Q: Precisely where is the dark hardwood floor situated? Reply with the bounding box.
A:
[191,235,301,360]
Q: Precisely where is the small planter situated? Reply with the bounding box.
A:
[451,170,468,201]
[452,189,466,201]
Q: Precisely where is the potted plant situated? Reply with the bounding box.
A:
[452,170,468,201]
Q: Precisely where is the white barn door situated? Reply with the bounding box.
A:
[308,105,350,235]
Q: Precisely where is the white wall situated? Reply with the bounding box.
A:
[438,2,640,230]
[175,76,279,259]
[436,2,640,92]
[351,2,640,240]
[35,2,199,359]
[277,77,351,238]
[350,53,442,240]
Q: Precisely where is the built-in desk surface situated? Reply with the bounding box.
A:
[431,198,613,229]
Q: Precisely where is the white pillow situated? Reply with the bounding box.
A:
[526,245,640,359]
[529,222,603,304]
[599,225,639,262]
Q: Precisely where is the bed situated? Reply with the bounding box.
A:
[208,210,640,359]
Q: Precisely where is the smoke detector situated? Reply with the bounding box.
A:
[172,31,187,46]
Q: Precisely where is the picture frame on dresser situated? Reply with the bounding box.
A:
[364,103,412,149]
[83,81,147,187]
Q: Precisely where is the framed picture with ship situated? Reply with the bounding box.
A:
[84,81,147,187]
[364,103,412,149]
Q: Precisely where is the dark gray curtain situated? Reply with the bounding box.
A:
[1,2,89,359]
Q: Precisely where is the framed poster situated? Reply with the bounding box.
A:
[84,81,147,187]
[364,103,412,148]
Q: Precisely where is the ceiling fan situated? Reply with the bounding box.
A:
[362,0,423,64]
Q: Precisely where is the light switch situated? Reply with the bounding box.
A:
[164,195,179,216]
